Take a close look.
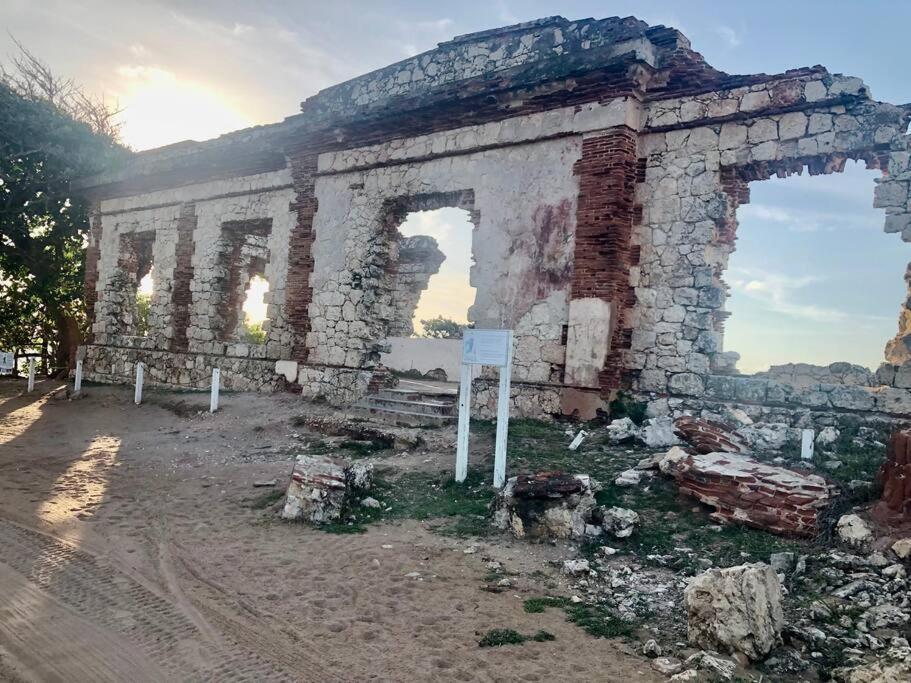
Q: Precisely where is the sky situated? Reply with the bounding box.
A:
[3,0,909,371]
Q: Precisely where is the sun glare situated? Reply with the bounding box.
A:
[114,66,253,151]
[243,275,269,325]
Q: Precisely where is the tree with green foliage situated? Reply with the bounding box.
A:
[0,43,125,374]
[420,316,468,339]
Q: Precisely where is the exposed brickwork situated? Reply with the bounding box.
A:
[83,210,104,340]
[286,153,319,360]
[570,127,640,396]
[169,203,197,352]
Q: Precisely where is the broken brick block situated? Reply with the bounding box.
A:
[661,450,835,537]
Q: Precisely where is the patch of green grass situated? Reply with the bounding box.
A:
[320,521,368,534]
[478,629,528,647]
[565,602,636,639]
[319,470,494,536]
[523,596,635,639]
[812,423,888,487]
[508,418,562,440]
[524,596,570,613]
[477,628,556,647]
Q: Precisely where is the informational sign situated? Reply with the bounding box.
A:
[461,329,511,367]
[0,352,14,372]
[455,329,514,488]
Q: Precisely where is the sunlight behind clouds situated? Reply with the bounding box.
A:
[114,65,254,150]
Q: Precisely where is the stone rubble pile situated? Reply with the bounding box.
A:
[492,472,599,540]
[280,454,373,524]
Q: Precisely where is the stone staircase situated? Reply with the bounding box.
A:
[350,386,458,427]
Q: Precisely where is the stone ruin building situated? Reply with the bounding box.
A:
[77,15,911,427]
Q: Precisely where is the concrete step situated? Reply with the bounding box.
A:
[348,405,456,428]
[363,396,456,416]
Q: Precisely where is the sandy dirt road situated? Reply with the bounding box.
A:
[0,378,660,682]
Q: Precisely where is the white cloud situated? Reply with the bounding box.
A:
[728,268,848,323]
[715,25,741,48]
[129,43,148,58]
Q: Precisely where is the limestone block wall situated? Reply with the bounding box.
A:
[84,168,296,389]
[628,70,911,422]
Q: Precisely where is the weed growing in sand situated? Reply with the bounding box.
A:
[478,628,555,647]
[523,596,635,639]
[245,489,285,510]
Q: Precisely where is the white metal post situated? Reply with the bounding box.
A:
[210,367,221,413]
[492,331,514,489]
[800,429,815,461]
[455,363,472,482]
[74,359,83,393]
[134,362,144,405]
[27,358,35,392]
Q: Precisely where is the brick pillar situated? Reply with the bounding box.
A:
[169,202,197,352]
[286,152,319,361]
[83,210,103,342]
[569,127,639,396]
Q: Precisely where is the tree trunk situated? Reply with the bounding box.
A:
[51,307,81,374]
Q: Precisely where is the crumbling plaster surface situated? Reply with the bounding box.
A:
[629,70,911,421]
[308,133,584,386]
[85,169,295,389]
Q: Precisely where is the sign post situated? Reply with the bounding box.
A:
[455,329,514,488]
[134,362,144,405]
[0,352,14,376]
[27,358,35,392]
[210,367,221,413]
[74,359,83,394]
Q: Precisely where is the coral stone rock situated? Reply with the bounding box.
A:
[601,506,640,538]
[836,514,874,547]
[684,563,784,660]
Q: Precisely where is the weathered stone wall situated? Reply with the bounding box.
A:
[83,169,296,388]
[628,70,911,423]
[77,14,911,422]
[387,235,445,338]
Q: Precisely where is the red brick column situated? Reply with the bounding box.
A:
[570,127,640,396]
[169,203,197,352]
[286,152,319,361]
[83,210,104,341]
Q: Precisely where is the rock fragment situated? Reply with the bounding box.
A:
[836,514,874,547]
[281,454,373,524]
[684,563,784,660]
[601,506,639,538]
[673,416,748,454]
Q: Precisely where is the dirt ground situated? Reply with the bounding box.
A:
[0,378,661,682]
